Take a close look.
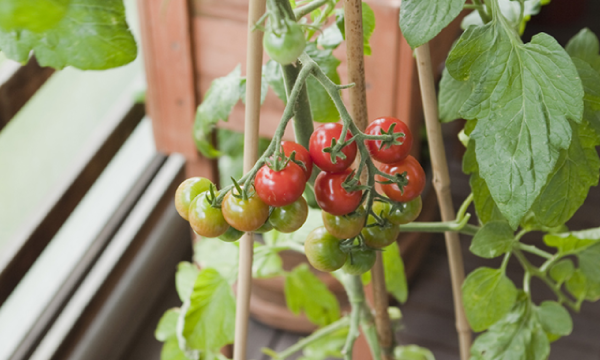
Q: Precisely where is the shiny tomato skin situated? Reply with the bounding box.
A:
[361,215,400,249]
[342,248,376,275]
[281,141,313,180]
[377,155,426,203]
[263,22,306,65]
[304,226,347,272]
[372,196,422,225]
[189,192,229,238]
[255,162,306,207]
[321,206,366,239]
[269,197,308,233]
[222,191,270,232]
[309,123,357,173]
[219,226,244,242]
[365,117,413,164]
[174,177,213,221]
[314,170,362,216]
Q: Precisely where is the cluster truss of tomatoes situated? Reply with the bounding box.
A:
[174,117,426,275]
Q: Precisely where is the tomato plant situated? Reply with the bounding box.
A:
[304,226,347,272]
[221,189,270,232]
[361,215,400,249]
[377,155,426,203]
[309,123,357,173]
[365,117,412,164]
[372,196,422,225]
[314,170,362,216]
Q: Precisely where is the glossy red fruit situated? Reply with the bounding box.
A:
[314,170,362,216]
[188,192,229,238]
[377,155,426,203]
[365,117,413,164]
[221,190,270,232]
[255,161,306,207]
[281,141,313,180]
[309,123,357,173]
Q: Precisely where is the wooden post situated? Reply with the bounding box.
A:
[233,0,267,359]
[414,44,471,360]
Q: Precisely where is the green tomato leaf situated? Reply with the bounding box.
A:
[193,65,242,158]
[305,42,341,123]
[0,0,70,32]
[573,57,600,137]
[438,68,473,123]
[565,269,587,301]
[470,221,514,258]
[183,268,236,352]
[461,0,548,35]
[155,308,180,342]
[535,301,573,340]
[300,327,348,360]
[543,226,600,254]
[383,241,408,303]
[462,267,518,332]
[447,17,584,228]
[399,0,466,49]
[317,24,344,50]
[530,119,600,228]
[0,0,137,70]
[284,263,341,327]
[263,60,288,104]
[253,244,283,279]
[549,259,575,285]
[161,337,192,360]
[193,238,239,285]
[585,278,600,302]
[176,262,200,303]
[240,73,268,105]
[566,27,600,72]
[470,294,550,360]
[394,345,436,360]
[578,242,600,282]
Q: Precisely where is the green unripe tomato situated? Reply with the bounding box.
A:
[219,226,244,242]
[361,215,400,249]
[322,206,366,240]
[269,197,308,233]
[174,177,213,221]
[342,248,376,275]
[263,21,306,65]
[189,192,229,238]
[372,196,422,225]
[255,219,274,233]
[304,227,347,272]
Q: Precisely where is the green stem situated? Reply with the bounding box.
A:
[360,308,382,360]
[294,0,331,20]
[472,0,492,23]
[397,220,479,236]
[282,64,314,148]
[516,243,553,260]
[267,316,351,359]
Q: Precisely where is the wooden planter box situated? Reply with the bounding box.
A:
[137,0,462,339]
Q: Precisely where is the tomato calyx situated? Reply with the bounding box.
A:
[374,122,406,151]
[322,136,356,166]
[341,169,370,193]
[267,148,307,173]
[376,170,409,193]
[205,183,221,208]
[230,177,252,201]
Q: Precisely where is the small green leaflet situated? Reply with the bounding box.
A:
[470,221,514,258]
[447,14,584,228]
[549,259,575,285]
[298,328,348,360]
[383,241,408,303]
[253,243,284,279]
[438,68,472,123]
[155,308,180,342]
[175,262,200,302]
[263,60,288,104]
[566,28,600,72]
[543,226,600,254]
[161,338,192,360]
[183,268,236,352]
[462,267,517,332]
[0,0,137,70]
[578,243,600,282]
[284,263,341,327]
[332,2,376,55]
[394,345,436,360]
[565,269,587,301]
[470,294,550,360]
[305,42,341,123]
[535,301,573,341]
[0,0,70,32]
[193,237,239,285]
[399,0,466,49]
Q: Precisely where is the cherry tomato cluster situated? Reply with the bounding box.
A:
[305,117,425,274]
[174,141,312,242]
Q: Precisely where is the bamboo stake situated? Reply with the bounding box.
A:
[343,1,394,359]
[414,44,472,360]
[234,0,267,359]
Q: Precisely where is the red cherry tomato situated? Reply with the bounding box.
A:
[365,117,413,164]
[376,155,426,202]
[309,123,357,173]
[255,161,306,207]
[314,170,362,216]
[281,141,313,180]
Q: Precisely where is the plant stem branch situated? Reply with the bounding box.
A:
[294,0,331,20]
[516,243,553,259]
[398,220,479,236]
[414,44,471,360]
[472,0,492,23]
[341,275,363,360]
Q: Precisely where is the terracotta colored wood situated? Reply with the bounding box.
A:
[137,0,215,178]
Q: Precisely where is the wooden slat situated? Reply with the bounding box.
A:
[0,57,54,131]
[8,154,166,360]
[137,0,216,178]
[28,155,189,360]
[0,98,145,306]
